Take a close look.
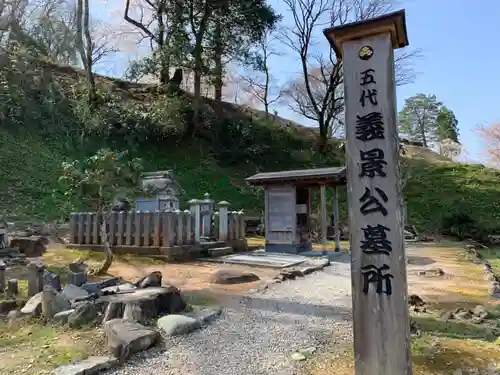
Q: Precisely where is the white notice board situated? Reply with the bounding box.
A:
[267,187,295,231]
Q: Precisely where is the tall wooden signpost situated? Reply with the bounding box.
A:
[324,10,412,375]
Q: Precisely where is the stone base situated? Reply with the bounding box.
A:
[66,239,248,262]
[227,238,248,252]
[265,243,300,254]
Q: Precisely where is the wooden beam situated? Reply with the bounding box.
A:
[323,9,408,59]
[320,184,328,250]
[332,185,340,251]
[326,10,412,375]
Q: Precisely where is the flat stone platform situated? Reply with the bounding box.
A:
[200,251,310,269]
[199,249,348,268]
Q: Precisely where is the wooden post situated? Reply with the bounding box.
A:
[84,213,92,244]
[332,185,341,251]
[117,212,125,246]
[109,212,117,246]
[91,213,99,245]
[77,213,85,244]
[324,10,412,375]
[153,211,162,247]
[69,213,77,243]
[125,212,133,245]
[319,184,328,250]
[143,211,152,246]
[134,211,141,246]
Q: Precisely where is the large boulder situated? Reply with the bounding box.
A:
[209,269,260,285]
[104,319,159,362]
[157,314,201,336]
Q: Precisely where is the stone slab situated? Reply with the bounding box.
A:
[200,251,311,269]
[52,356,118,375]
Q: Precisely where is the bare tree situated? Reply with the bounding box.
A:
[0,0,117,67]
[239,30,284,116]
[76,0,96,102]
[280,0,421,151]
[279,0,344,151]
[90,20,119,67]
[221,67,246,104]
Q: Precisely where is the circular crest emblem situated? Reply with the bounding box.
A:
[358,46,374,61]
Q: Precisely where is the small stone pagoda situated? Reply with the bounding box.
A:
[135,170,183,211]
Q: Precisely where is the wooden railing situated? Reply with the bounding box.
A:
[69,207,245,247]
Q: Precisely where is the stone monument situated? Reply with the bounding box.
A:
[135,170,183,211]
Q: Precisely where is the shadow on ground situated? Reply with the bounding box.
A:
[407,256,437,266]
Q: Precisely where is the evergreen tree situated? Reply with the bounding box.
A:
[398,93,441,148]
[435,106,459,143]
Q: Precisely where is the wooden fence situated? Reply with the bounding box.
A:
[69,209,245,247]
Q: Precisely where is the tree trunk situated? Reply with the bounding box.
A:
[188,44,203,138]
[157,1,169,86]
[213,22,223,101]
[263,64,270,116]
[94,212,113,275]
[82,0,95,104]
[187,7,211,138]
[159,59,170,85]
[76,0,95,104]
[318,116,328,153]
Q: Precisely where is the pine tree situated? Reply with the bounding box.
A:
[435,106,459,143]
[398,93,441,147]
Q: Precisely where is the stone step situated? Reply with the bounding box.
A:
[199,241,226,249]
[207,247,233,257]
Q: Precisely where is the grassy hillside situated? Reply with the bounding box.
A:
[1,52,499,236]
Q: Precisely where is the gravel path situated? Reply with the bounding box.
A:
[106,255,353,375]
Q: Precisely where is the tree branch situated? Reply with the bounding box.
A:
[124,0,158,43]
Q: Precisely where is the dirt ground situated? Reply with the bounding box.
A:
[3,240,499,375]
[306,240,500,375]
[406,242,494,309]
[106,260,279,296]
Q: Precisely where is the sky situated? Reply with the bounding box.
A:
[93,0,500,164]
[392,0,500,163]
